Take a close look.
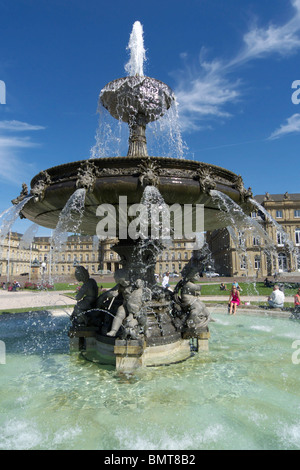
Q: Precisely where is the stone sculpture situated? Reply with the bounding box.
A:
[70,266,98,325]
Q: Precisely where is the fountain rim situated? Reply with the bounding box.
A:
[99,75,175,94]
[29,155,240,188]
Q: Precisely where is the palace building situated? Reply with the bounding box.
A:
[0,233,194,283]
[207,192,300,277]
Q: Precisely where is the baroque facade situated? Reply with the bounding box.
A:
[0,233,194,282]
[207,192,300,277]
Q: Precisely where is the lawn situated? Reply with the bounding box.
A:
[197,282,298,297]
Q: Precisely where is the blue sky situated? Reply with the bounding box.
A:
[0,0,300,235]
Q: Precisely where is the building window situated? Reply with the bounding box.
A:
[254,256,261,270]
[238,231,245,247]
[240,256,247,270]
[295,228,300,245]
[278,252,288,272]
[253,236,260,246]
[277,231,284,246]
[295,210,300,218]
[276,210,283,219]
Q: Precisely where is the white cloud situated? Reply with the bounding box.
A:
[174,0,300,132]
[175,64,241,131]
[0,135,40,148]
[0,146,35,185]
[234,0,300,64]
[268,113,300,139]
[0,121,44,185]
[0,120,46,131]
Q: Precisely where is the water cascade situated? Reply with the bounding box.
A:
[19,223,40,250]
[249,197,299,273]
[0,197,33,257]
[91,21,186,160]
[51,188,86,261]
[210,190,279,280]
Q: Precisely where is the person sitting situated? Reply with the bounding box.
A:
[232,280,242,292]
[264,277,272,288]
[267,285,285,309]
[220,282,227,291]
[228,286,240,315]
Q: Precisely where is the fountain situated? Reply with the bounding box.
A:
[11,21,255,371]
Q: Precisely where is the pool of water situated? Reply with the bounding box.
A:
[0,310,300,450]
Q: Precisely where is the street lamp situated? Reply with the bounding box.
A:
[41,261,47,285]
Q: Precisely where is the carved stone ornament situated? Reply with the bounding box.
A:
[76,160,98,193]
[11,183,29,205]
[31,171,51,202]
[233,174,247,202]
[194,165,217,194]
[138,157,160,187]
[245,187,253,199]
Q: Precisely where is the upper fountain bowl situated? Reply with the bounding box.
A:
[100,76,175,124]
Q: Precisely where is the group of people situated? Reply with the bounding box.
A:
[225,281,300,314]
[1,280,21,291]
[161,272,300,316]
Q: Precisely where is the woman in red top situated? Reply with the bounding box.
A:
[294,288,300,307]
[228,286,240,315]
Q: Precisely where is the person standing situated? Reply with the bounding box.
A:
[162,272,171,290]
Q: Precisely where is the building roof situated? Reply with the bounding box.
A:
[254,193,300,204]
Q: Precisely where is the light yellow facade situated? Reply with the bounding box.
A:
[207,193,300,277]
[0,232,39,282]
[100,238,195,276]
[0,233,195,283]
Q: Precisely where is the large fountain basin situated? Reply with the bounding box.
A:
[21,156,252,235]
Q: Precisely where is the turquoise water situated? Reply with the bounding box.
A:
[0,310,300,450]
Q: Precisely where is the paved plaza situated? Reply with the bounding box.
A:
[0,288,295,317]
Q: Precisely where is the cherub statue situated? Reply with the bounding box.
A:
[106,269,144,338]
[70,266,98,325]
[173,254,213,334]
